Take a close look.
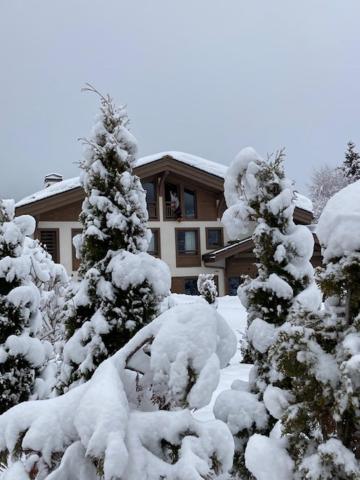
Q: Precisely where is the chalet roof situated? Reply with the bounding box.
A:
[15,151,313,214]
[203,231,321,263]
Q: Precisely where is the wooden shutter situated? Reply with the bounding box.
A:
[39,229,59,263]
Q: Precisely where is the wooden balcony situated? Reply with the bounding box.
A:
[147,202,158,219]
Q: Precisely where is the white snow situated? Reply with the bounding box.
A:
[247,318,276,354]
[317,179,360,261]
[245,434,294,480]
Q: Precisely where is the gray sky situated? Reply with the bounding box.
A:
[1,0,360,200]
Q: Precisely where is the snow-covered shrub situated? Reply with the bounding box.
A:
[58,87,171,391]
[216,147,316,478]
[0,200,51,413]
[197,273,218,306]
[0,302,237,479]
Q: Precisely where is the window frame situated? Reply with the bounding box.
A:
[143,178,159,220]
[37,228,60,264]
[206,227,224,249]
[183,188,197,219]
[175,228,201,267]
[148,228,161,257]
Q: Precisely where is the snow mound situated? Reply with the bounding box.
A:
[317,179,360,261]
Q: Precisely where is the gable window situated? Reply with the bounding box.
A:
[184,189,196,218]
[206,227,224,249]
[143,181,157,219]
[148,229,160,257]
[72,229,82,271]
[38,229,59,263]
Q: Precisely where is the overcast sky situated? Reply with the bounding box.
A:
[1,1,360,200]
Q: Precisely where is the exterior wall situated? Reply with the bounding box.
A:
[37,220,81,275]
[36,196,228,294]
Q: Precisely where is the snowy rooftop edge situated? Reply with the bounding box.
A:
[15,151,312,213]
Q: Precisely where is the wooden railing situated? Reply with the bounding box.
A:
[147,202,157,219]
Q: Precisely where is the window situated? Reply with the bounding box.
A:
[176,230,198,255]
[184,277,199,295]
[165,183,181,219]
[38,229,59,263]
[206,228,223,249]
[228,277,242,296]
[184,189,196,218]
[148,229,160,257]
[72,229,82,271]
[143,181,157,219]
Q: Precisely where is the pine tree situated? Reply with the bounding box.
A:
[0,200,49,413]
[59,86,170,391]
[197,273,218,305]
[215,147,316,478]
[267,180,360,479]
[342,141,360,182]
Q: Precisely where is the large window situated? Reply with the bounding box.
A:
[38,229,59,263]
[148,229,160,257]
[176,229,198,255]
[143,181,157,219]
[228,276,242,296]
[206,227,223,249]
[165,183,181,219]
[184,189,196,218]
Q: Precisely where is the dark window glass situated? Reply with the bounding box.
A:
[148,230,159,256]
[184,189,196,218]
[184,278,199,295]
[207,228,223,248]
[143,182,156,202]
[177,230,198,255]
[143,182,157,218]
[228,277,241,296]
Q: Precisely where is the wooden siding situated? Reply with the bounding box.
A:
[39,200,82,222]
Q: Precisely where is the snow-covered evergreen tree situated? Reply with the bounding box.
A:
[0,200,50,413]
[308,165,348,220]
[215,147,317,478]
[0,302,237,479]
[256,180,360,479]
[342,141,360,182]
[197,273,218,306]
[58,87,170,391]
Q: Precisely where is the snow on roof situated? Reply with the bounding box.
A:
[16,176,81,208]
[15,150,312,213]
[294,192,313,213]
[317,179,360,261]
[136,151,228,179]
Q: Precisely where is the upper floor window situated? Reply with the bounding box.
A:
[165,183,181,219]
[206,227,223,249]
[143,181,157,219]
[184,189,196,218]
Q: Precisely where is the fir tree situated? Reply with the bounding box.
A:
[267,180,360,479]
[0,200,48,413]
[59,86,170,391]
[215,147,316,478]
[342,141,360,182]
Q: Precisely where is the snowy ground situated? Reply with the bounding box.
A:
[167,294,252,421]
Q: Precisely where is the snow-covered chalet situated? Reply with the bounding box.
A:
[15,152,321,295]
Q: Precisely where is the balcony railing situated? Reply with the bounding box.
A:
[165,201,177,219]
